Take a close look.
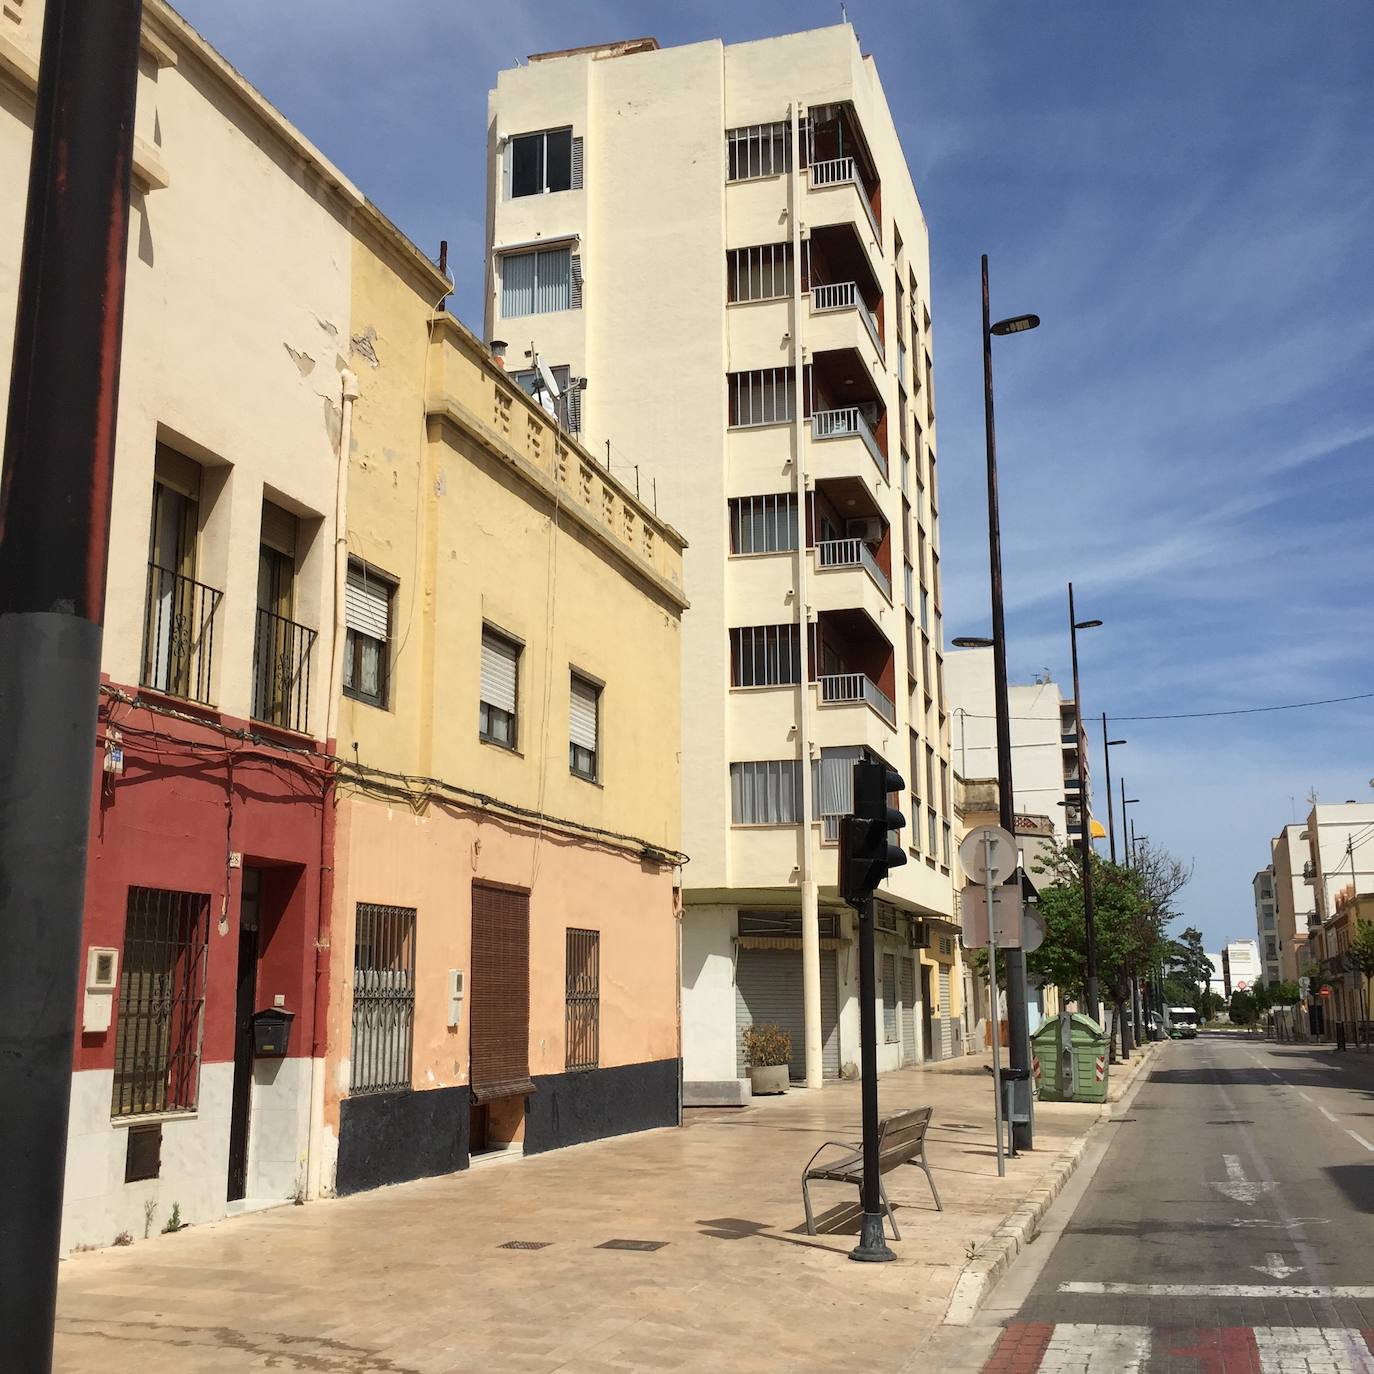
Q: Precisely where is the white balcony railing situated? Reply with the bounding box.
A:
[811,281,884,360]
[808,157,882,242]
[816,538,891,600]
[818,672,896,727]
[811,406,887,479]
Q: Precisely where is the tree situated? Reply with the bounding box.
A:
[1268,979,1301,1006]
[1350,919,1374,1039]
[1229,988,1258,1026]
[1166,926,1214,999]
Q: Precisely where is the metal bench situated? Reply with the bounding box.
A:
[801,1105,942,1240]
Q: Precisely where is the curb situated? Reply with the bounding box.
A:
[941,1040,1159,1326]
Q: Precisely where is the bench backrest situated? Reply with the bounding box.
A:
[876,1107,932,1174]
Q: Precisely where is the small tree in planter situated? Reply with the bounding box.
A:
[742,1023,792,1095]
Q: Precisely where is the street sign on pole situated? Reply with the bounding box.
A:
[1021,907,1047,954]
[959,824,1016,885]
[960,885,1022,948]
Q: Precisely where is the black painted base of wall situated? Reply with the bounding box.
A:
[335,1083,470,1197]
[524,1057,680,1156]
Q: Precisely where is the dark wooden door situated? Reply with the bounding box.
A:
[226,869,261,1202]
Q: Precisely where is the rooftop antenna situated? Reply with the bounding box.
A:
[841,2,849,23]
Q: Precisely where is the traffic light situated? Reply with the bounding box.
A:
[839,759,907,909]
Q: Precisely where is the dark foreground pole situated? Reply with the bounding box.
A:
[0,3,143,1367]
[851,895,894,1261]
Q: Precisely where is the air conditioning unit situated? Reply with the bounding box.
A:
[847,517,883,544]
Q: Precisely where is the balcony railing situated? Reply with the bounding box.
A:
[811,281,884,360]
[818,672,896,727]
[252,608,317,733]
[141,564,222,705]
[816,538,891,600]
[808,157,882,242]
[812,406,887,479]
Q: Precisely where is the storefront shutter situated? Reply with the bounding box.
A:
[480,631,518,713]
[569,675,599,751]
[469,882,531,1100]
[345,568,389,640]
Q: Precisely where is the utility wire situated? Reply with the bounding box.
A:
[958,689,1374,724]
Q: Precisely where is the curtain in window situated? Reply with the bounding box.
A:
[535,248,571,313]
[501,251,537,317]
[730,760,803,824]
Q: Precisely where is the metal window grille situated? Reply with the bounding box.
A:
[565,928,600,1071]
[726,122,791,181]
[727,242,793,302]
[728,368,795,428]
[729,494,797,554]
[252,607,316,732]
[730,760,803,825]
[142,563,222,705]
[730,624,800,688]
[351,903,417,1094]
[111,887,210,1118]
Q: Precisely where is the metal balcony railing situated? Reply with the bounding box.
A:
[818,672,896,727]
[811,406,887,479]
[808,157,882,242]
[141,563,222,705]
[811,281,884,360]
[252,607,316,733]
[816,538,891,600]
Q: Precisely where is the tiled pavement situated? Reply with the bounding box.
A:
[53,1050,1146,1373]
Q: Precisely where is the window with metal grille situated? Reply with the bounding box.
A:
[727,242,793,302]
[727,369,795,428]
[343,559,393,708]
[499,246,573,317]
[508,126,573,197]
[565,928,599,1071]
[730,759,803,825]
[480,626,520,749]
[569,672,600,780]
[726,122,791,181]
[111,887,210,1119]
[729,494,797,555]
[730,624,800,688]
[882,952,898,1043]
[350,903,416,1095]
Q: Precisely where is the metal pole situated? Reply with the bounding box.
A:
[850,894,895,1261]
[1120,777,1130,868]
[981,254,1033,1150]
[1068,583,1100,1024]
[1102,712,1117,865]
[0,3,144,1367]
[986,834,1005,1178]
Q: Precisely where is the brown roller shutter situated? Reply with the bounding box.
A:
[469,881,532,1101]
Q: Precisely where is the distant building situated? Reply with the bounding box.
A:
[1253,868,1281,983]
[1210,940,1263,1001]
[1303,801,1374,1034]
[1269,824,1311,981]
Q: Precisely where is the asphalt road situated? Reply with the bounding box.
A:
[977,1032,1374,1372]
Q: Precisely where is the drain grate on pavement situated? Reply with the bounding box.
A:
[597,1239,668,1252]
[498,1240,552,1250]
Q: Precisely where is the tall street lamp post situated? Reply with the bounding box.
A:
[974,253,1040,1150]
[1120,781,1139,868]
[1101,716,1127,866]
[1067,582,1103,1023]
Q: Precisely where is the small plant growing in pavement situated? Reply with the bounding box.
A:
[112,1231,133,1247]
[162,1202,183,1234]
[742,1022,792,1067]
[143,1198,157,1239]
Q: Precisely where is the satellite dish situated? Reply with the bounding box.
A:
[536,354,561,400]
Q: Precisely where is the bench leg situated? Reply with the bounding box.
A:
[915,1147,943,1212]
[802,1174,817,1236]
[879,1179,901,1242]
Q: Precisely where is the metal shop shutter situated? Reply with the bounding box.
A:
[939,966,954,1059]
[900,958,917,1064]
[734,947,838,1080]
[469,882,532,1099]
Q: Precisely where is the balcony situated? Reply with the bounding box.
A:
[811,281,884,362]
[816,538,890,600]
[818,672,895,727]
[141,564,223,706]
[812,406,886,479]
[813,607,896,738]
[252,608,317,733]
[808,157,882,244]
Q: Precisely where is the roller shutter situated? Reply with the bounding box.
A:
[469,882,531,1100]
[900,958,917,1063]
[939,966,953,1059]
[734,947,838,1080]
[480,630,519,713]
[345,567,389,640]
[570,675,599,751]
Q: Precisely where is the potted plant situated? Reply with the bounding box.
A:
[742,1022,792,1095]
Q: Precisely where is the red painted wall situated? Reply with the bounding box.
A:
[78,684,330,1073]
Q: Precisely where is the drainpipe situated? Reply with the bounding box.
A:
[790,101,823,1091]
[308,367,358,1200]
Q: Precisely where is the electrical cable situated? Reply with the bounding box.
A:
[957,688,1374,724]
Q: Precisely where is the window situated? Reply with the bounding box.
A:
[500,246,574,317]
[253,500,315,732]
[344,561,392,707]
[727,122,791,181]
[908,730,921,855]
[728,368,794,427]
[728,243,793,302]
[729,494,797,554]
[730,760,803,825]
[508,127,576,198]
[942,821,952,868]
[730,624,801,687]
[511,362,582,436]
[569,672,600,780]
[882,952,898,1043]
[565,928,600,1071]
[111,887,210,1118]
[350,903,416,1094]
[480,627,520,749]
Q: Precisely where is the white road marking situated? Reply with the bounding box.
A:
[1298,1091,1314,1103]
[1212,1152,1277,1205]
[1227,1217,1330,1228]
[1348,1129,1374,1153]
[1252,1252,1302,1279]
[1321,1105,1340,1122]
[1059,1281,1374,1298]
[1253,1325,1374,1373]
[1039,1323,1151,1373]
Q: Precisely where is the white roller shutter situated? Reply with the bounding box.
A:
[900,958,917,1063]
[480,631,518,713]
[571,135,584,189]
[939,966,954,1058]
[570,675,599,751]
[345,568,389,641]
[734,948,839,1079]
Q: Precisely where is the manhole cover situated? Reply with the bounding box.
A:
[597,1239,668,1252]
[498,1241,552,1251]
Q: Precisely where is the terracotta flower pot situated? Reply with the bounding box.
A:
[749,1064,789,1095]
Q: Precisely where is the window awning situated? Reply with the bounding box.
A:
[493,231,580,257]
[734,935,849,952]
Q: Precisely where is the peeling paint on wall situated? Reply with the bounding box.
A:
[284,343,316,377]
[322,396,342,451]
[350,327,380,369]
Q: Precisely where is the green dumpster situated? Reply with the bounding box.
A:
[1068,1013,1110,1102]
[1032,1018,1066,1101]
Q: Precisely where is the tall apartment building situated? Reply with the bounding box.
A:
[944,649,1094,848]
[1253,868,1281,984]
[1269,824,1311,982]
[1302,801,1374,1033]
[485,26,960,1094]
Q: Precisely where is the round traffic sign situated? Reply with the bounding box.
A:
[958,824,1016,885]
[1236,980,1247,991]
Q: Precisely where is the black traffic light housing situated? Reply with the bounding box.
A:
[839,759,907,909]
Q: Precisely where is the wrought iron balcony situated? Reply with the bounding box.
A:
[818,672,896,727]
[141,563,222,705]
[252,608,316,733]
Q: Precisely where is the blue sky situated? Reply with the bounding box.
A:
[173,1,1374,952]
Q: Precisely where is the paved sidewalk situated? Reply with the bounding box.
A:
[55,1046,1157,1374]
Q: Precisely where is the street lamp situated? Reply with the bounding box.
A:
[1100,716,1127,865]
[1067,583,1103,1023]
[977,255,1040,1151]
